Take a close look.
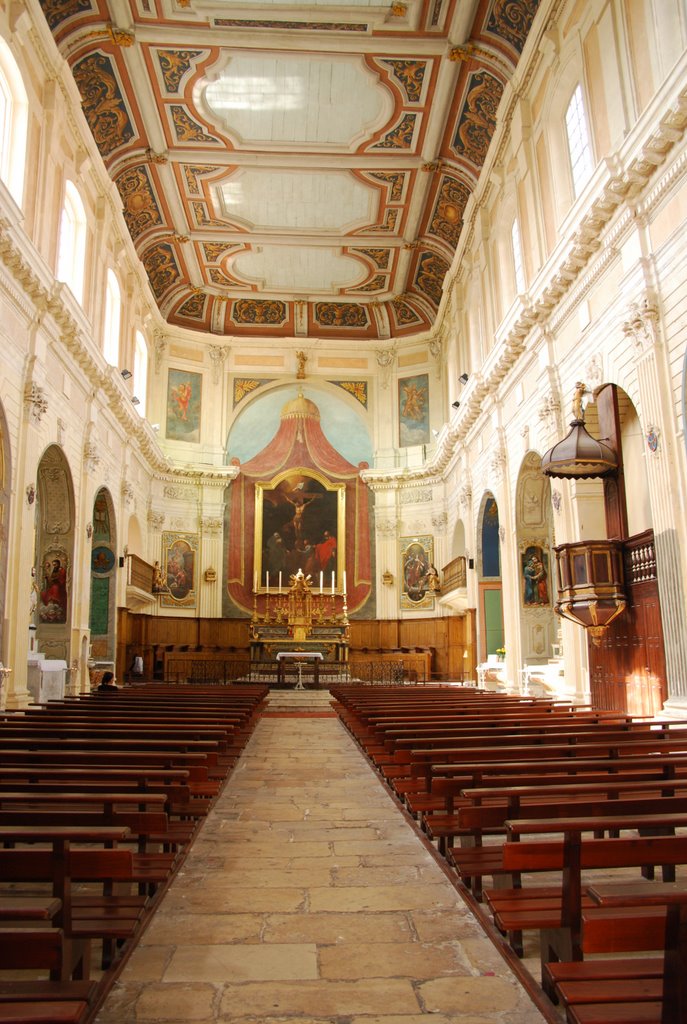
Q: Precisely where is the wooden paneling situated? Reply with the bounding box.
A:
[119,611,474,683]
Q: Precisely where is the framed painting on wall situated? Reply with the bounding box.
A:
[166,369,202,443]
[160,532,197,609]
[400,535,435,610]
[254,470,345,591]
[521,544,550,607]
[398,373,429,448]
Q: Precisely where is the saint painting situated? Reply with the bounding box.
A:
[166,369,202,443]
[39,553,68,623]
[398,374,430,447]
[522,545,550,606]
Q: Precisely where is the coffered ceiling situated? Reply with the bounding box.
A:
[39,0,539,341]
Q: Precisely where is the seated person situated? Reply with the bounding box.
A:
[96,671,118,691]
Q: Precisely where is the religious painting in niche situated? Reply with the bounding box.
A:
[522,544,550,607]
[92,490,111,540]
[166,369,202,443]
[398,373,429,447]
[255,472,345,591]
[481,496,501,578]
[400,535,435,610]
[39,549,69,623]
[91,546,115,574]
[160,532,197,608]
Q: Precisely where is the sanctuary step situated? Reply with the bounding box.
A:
[264,689,336,715]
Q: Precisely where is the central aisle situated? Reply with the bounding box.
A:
[96,712,548,1024]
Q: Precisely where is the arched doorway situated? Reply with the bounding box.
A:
[35,445,75,661]
[477,493,503,661]
[582,385,666,715]
[89,488,117,667]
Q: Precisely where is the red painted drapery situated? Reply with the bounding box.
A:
[226,394,372,614]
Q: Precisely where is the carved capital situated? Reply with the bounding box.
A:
[376,346,396,390]
[431,512,448,532]
[24,382,48,423]
[83,441,100,475]
[208,345,229,385]
[458,484,472,511]
[376,518,398,537]
[201,516,223,535]
[121,481,134,507]
[623,298,659,352]
[154,334,167,374]
[147,510,165,530]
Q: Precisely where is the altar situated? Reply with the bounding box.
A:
[276,651,324,689]
[249,569,349,675]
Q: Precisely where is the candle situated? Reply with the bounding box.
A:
[320,571,323,594]
[343,570,347,595]
[266,571,270,592]
[254,571,257,592]
[278,571,282,594]
[331,571,335,595]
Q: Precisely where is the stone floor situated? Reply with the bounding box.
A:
[95,697,551,1024]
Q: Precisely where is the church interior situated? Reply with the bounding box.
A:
[1,0,687,1021]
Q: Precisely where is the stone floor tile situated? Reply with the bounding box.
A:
[94,710,549,1024]
[263,910,413,945]
[319,940,469,980]
[217,978,421,1018]
[164,942,318,982]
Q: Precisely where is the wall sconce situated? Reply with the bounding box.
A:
[452,400,460,409]
[151,423,160,432]
[131,396,140,405]
[204,567,217,583]
[382,570,394,586]
[458,372,469,384]
[120,369,132,380]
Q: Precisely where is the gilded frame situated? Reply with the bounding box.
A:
[400,534,435,610]
[160,531,197,609]
[254,469,346,592]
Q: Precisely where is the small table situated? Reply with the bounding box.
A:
[276,652,324,689]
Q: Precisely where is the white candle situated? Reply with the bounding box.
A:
[278,571,282,594]
[254,571,257,592]
[266,570,270,591]
[331,571,335,594]
[320,571,323,594]
[343,570,347,595]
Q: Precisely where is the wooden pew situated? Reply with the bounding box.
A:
[0,928,96,1015]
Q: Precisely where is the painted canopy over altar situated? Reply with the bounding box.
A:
[224,392,373,616]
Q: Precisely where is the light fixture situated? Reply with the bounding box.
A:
[432,428,440,439]
[541,382,618,479]
[151,423,160,432]
[131,396,140,405]
[120,369,132,380]
[452,400,460,409]
[458,372,469,385]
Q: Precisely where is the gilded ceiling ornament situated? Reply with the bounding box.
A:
[116,165,162,240]
[72,52,135,158]
[231,299,287,326]
[372,113,417,150]
[380,59,426,103]
[429,176,470,247]
[142,242,181,301]
[452,71,503,166]
[486,0,538,55]
[414,251,450,307]
[171,106,218,144]
[367,171,405,202]
[314,303,368,328]
[295,351,307,379]
[107,25,135,47]
[157,49,203,93]
[390,3,407,15]
[330,381,368,408]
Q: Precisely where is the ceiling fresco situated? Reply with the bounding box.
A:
[40,0,539,340]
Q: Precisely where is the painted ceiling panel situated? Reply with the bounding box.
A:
[216,169,376,233]
[202,54,388,148]
[38,0,540,339]
[233,246,363,293]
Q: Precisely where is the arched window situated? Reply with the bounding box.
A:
[103,269,121,366]
[511,217,526,294]
[133,330,148,417]
[56,181,87,304]
[565,84,594,198]
[0,37,28,207]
